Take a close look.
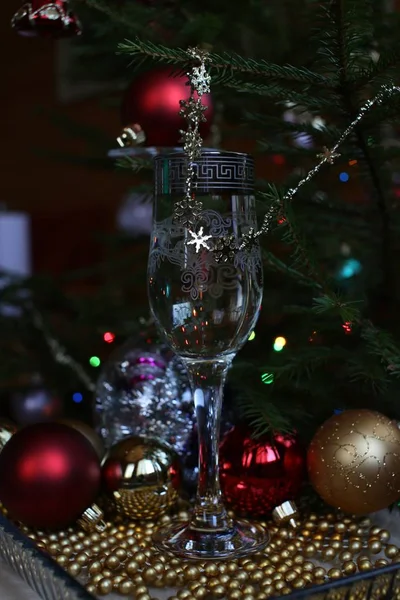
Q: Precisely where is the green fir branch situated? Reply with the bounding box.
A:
[115,156,153,173]
[262,251,322,289]
[226,79,338,109]
[117,38,331,86]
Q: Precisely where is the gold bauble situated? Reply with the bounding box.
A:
[308,410,400,515]
[0,419,17,452]
[102,436,181,520]
[57,419,104,459]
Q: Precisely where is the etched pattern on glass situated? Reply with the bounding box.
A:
[148,209,262,301]
[154,154,255,194]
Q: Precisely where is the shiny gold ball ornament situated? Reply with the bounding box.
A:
[0,419,17,453]
[308,410,400,515]
[102,436,181,520]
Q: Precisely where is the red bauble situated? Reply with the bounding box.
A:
[0,423,101,529]
[121,67,214,147]
[12,0,81,38]
[219,426,306,517]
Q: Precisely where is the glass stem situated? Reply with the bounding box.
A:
[183,356,234,532]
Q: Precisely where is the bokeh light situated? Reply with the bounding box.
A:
[103,332,116,344]
[89,356,101,368]
[261,373,274,385]
[273,336,287,352]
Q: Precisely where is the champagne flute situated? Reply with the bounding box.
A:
[148,150,268,559]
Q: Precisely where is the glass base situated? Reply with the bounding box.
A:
[153,520,269,560]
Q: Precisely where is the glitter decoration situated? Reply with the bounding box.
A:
[308,409,400,515]
[239,83,400,252]
[173,47,211,228]
[94,333,194,453]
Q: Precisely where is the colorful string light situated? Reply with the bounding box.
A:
[342,322,352,334]
[89,356,101,368]
[103,332,116,344]
[273,336,287,352]
[261,372,274,385]
[338,258,362,280]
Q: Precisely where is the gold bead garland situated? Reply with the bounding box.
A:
[14,510,400,599]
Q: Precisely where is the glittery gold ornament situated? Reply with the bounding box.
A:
[308,410,400,514]
[0,419,17,452]
[102,436,181,520]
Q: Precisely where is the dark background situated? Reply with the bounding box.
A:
[1,2,131,276]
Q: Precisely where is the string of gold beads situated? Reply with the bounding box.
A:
[19,510,400,599]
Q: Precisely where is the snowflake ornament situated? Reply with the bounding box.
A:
[214,234,237,263]
[189,64,211,95]
[179,97,208,125]
[317,146,341,164]
[239,227,259,251]
[179,128,203,158]
[173,196,203,228]
[187,227,212,252]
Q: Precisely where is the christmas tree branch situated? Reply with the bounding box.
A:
[117,39,331,87]
[333,0,393,302]
[74,0,150,31]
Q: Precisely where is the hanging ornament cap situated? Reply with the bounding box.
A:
[77,503,106,533]
[117,124,146,148]
[272,500,299,528]
[11,4,35,37]
[11,1,82,38]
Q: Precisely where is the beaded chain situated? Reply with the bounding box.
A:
[16,509,400,600]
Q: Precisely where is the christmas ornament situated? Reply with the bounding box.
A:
[272,500,299,528]
[94,330,193,452]
[11,0,82,38]
[308,409,400,515]
[57,419,104,459]
[0,419,17,453]
[219,425,306,517]
[120,66,213,147]
[0,423,101,529]
[102,436,181,520]
[10,387,63,425]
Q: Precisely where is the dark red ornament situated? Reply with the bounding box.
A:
[11,0,82,38]
[120,67,214,147]
[0,423,101,529]
[219,426,306,517]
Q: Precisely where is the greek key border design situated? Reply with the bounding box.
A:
[155,154,254,194]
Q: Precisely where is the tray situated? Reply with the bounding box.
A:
[0,513,94,600]
[1,510,400,600]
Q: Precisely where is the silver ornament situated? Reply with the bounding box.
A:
[94,334,194,455]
